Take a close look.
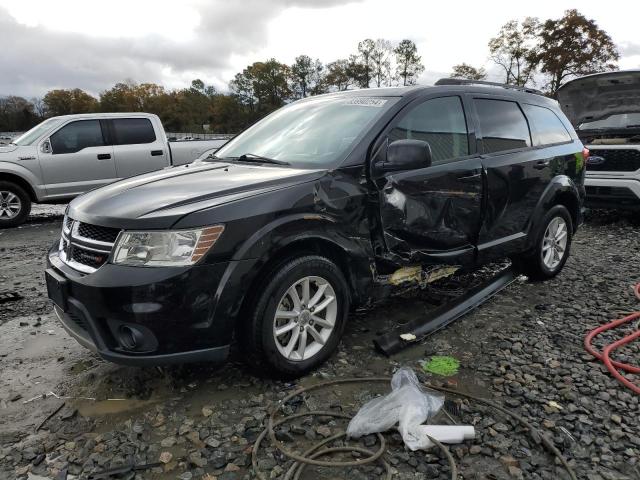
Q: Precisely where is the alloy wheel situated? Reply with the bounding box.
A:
[0,191,21,219]
[541,216,568,270]
[273,275,337,362]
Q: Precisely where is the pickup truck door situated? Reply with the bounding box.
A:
[374,95,484,265]
[39,119,117,198]
[109,118,169,178]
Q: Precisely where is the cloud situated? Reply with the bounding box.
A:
[620,42,640,57]
[0,0,361,98]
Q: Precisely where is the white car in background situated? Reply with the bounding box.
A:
[0,113,228,227]
[557,70,640,212]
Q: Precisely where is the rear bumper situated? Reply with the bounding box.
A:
[584,176,640,210]
[46,244,258,366]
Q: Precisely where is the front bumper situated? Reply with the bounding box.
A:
[584,176,640,210]
[46,245,256,366]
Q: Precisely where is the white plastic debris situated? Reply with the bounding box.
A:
[347,368,476,450]
[347,368,445,450]
[399,333,417,341]
[413,425,475,448]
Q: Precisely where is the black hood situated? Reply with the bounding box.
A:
[556,70,640,127]
[68,161,325,229]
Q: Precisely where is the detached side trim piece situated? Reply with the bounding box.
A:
[374,267,517,356]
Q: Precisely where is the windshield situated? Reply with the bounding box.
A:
[12,117,65,146]
[213,95,397,168]
[579,113,640,130]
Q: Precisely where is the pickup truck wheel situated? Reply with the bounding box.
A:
[241,255,349,378]
[513,205,573,281]
[0,181,31,228]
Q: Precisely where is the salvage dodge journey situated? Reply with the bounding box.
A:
[46,80,586,376]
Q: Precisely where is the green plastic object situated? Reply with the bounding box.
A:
[422,356,460,376]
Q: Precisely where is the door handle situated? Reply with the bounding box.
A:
[533,160,550,170]
[97,153,111,160]
[151,150,164,156]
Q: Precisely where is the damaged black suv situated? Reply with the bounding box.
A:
[46,79,586,376]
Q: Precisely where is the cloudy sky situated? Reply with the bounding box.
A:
[1,0,639,98]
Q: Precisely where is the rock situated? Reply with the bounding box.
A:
[159,451,173,464]
[316,426,331,438]
[225,463,240,472]
[202,406,214,417]
[161,436,177,447]
[189,451,207,468]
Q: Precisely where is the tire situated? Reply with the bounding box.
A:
[513,205,573,281]
[240,255,350,378]
[0,181,31,228]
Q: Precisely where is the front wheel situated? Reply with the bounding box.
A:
[513,205,573,281]
[240,255,349,378]
[0,181,31,228]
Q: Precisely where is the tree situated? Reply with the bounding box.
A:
[488,18,539,86]
[532,9,619,93]
[370,39,394,87]
[357,39,375,88]
[325,59,352,91]
[43,88,98,116]
[394,39,425,86]
[290,55,326,98]
[31,97,47,119]
[0,96,37,131]
[450,63,487,81]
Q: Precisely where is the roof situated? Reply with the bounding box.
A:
[50,112,160,120]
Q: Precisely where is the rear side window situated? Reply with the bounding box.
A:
[112,118,156,145]
[522,104,572,146]
[389,96,469,165]
[51,120,105,154]
[474,99,531,154]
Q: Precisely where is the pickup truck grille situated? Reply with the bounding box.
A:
[59,216,120,273]
[587,149,640,172]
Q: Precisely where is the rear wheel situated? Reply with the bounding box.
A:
[0,181,31,228]
[513,205,573,281]
[240,255,349,378]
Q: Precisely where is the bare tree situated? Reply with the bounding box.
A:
[489,18,539,86]
[370,39,393,87]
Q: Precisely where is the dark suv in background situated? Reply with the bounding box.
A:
[46,80,586,376]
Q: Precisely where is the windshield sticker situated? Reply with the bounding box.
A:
[345,97,388,107]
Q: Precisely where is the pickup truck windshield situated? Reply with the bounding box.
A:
[579,113,640,130]
[213,95,397,168]
[13,117,65,146]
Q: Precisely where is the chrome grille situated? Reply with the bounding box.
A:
[59,216,120,273]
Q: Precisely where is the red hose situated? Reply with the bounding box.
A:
[584,283,640,394]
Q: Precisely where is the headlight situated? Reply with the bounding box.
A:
[112,225,224,267]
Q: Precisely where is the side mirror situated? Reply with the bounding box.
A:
[40,139,52,154]
[374,139,432,175]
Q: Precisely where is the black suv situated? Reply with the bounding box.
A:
[46,80,586,376]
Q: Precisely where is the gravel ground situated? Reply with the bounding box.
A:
[0,208,639,480]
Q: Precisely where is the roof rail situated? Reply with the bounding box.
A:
[435,78,544,96]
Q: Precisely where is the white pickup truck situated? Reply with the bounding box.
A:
[0,113,229,227]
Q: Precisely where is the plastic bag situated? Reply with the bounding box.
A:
[346,367,444,450]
